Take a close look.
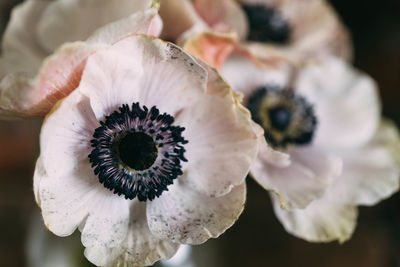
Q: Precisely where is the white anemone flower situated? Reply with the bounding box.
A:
[0,0,162,118]
[222,55,400,242]
[34,34,260,266]
[159,0,352,69]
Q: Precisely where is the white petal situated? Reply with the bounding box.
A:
[37,89,132,250]
[78,35,207,121]
[296,57,380,148]
[252,146,342,209]
[221,56,289,102]
[36,0,153,53]
[175,61,259,197]
[147,180,246,244]
[40,90,98,175]
[272,193,358,243]
[85,201,179,267]
[329,120,400,206]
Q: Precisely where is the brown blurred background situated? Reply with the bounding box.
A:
[0,0,399,266]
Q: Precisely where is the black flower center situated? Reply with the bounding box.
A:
[268,106,292,131]
[247,86,317,149]
[241,4,291,44]
[89,103,188,202]
[117,132,158,171]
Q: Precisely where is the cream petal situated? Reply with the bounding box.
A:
[252,146,342,209]
[328,120,400,206]
[0,0,50,76]
[193,0,248,40]
[85,201,179,267]
[296,57,380,149]
[272,193,358,243]
[147,180,246,244]
[36,0,153,53]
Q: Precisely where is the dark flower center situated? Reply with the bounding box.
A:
[241,4,291,44]
[247,86,317,149]
[268,106,292,131]
[117,132,158,171]
[89,103,188,202]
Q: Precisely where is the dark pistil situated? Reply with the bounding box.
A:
[118,132,158,171]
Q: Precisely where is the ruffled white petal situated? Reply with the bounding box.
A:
[36,89,131,251]
[252,146,342,209]
[85,201,179,267]
[147,180,246,244]
[36,0,153,53]
[78,35,207,121]
[296,57,380,149]
[328,120,400,206]
[272,193,358,243]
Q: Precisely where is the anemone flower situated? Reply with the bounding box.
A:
[222,55,400,242]
[159,0,352,69]
[34,34,260,266]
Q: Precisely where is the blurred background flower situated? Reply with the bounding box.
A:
[0,0,399,266]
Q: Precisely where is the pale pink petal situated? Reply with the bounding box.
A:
[160,0,202,41]
[183,31,237,69]
[329,120,400,206]
[252,146,342,209]
[147,180,246,244]
[193,0,248,40]
[296,57,380,149]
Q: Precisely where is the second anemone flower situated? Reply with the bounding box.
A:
[222,55,400,243]
[34,35,260,266]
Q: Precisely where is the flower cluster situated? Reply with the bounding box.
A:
[0,0,398,266]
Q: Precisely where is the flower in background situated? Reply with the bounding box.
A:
[160,0,352,69]
[222,55,400,242]
[34,34,260,266]
[0,0,162,118]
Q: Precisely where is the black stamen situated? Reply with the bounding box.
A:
[88,103,188,202]
[247,86,317,148]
